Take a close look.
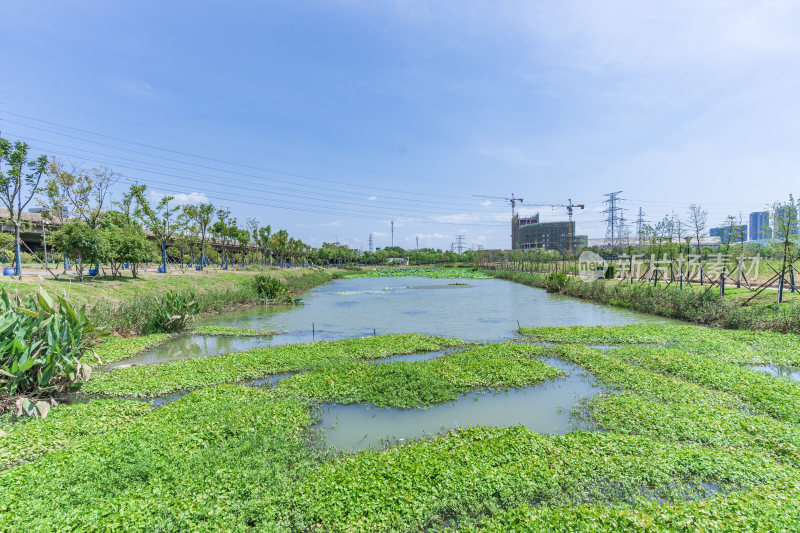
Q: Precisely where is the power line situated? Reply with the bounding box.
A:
[0,111,474,202]
[14,137,511,225]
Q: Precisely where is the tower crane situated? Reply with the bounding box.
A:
[525,199,585,222]
[472,193,524,219]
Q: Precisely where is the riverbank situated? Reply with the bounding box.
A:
[487,269,800,334]
[1,267,342,334]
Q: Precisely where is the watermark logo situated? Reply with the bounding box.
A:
[578,251,608,281]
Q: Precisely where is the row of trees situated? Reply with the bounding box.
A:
[0,138,320,278]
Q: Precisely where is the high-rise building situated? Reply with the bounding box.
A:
[748,211,771,241]
[710,224,747,243]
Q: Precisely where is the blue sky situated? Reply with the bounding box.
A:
[2,1,799,250]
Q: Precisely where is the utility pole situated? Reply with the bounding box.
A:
[455,234,466,254]
[416,236,419,250]
[603,191,625,247]
[391,218,394,247]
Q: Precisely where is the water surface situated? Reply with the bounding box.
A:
[128,277,679,365]
[317,357,604,450]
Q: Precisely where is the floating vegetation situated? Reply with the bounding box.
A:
[82,334,468,398]
[192,325,282,337]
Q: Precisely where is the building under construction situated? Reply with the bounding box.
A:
[512,214,587,253]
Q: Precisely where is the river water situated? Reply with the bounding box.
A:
[123,277,674,366]
[116,276,678,449]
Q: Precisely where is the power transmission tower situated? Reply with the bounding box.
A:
[391,218,394,247]
[368,233,373,253]
[455,235,466,254]
[636,208,646,245]
[416,236,419,250]
[603,191,625,247]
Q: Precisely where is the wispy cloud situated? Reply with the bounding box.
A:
[106,75,159,99]
[150,191,209,205]
[368,195,378,201]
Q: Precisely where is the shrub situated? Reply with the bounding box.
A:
[252,274,288,300]
[545,272,568,292]
[141,291,200,334]
[0,288,102,415]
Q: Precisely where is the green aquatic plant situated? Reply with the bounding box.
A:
[0,288,102,407]
[192,325,282,337]
[83,334,467,397]
[278,343,563,408]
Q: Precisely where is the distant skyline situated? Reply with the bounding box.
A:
[2,1,799,250]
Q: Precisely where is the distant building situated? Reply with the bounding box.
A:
[512,215,586,253]
[710,224,747,243]
[749,211,771,241]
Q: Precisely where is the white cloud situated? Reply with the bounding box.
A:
[321,220,342,227]
[372,231,388,237]
[368,195,378,201]
[480,200,492,206]
[150,191,209,205]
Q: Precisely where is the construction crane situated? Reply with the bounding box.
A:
[472,193,524,219]
[525,199,585,222]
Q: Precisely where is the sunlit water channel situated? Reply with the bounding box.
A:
[124,276,677,366]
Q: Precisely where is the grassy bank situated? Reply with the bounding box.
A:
[489,269,800,334]
[2,268,339,334]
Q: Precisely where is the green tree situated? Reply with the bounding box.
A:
[180,203,215,268]
[688,203,707,255]
[128,185,183,273]
[42,159,118,229]
[257,225,272,264]
[51,221,108,281]
[772,196,799,303]
[112,226,156,278]
[0,138,49,277]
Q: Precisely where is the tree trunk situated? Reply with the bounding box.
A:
[14,222,22,279]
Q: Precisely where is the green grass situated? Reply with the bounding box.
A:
[492,269,800,334]
[192,325,283,336]
[83,334,468,398]
[277,343,563,408]
[2,268,339,334]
